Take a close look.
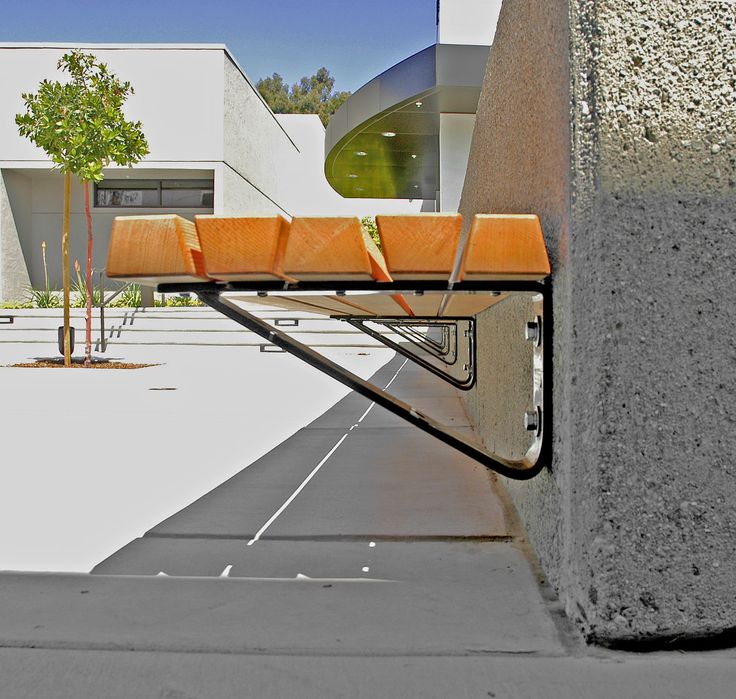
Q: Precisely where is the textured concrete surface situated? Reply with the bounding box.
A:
[123,358,507,541]
[3,649,736,699]
[0,565,563,656]
[460,0,736,645]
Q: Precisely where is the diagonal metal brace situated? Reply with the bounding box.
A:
[197,291,550,480]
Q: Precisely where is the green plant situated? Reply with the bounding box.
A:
[72,259,102,307]
[16,50,149,365]
[0,301,33,309]
[155,294,204,307]
[29,288,60,308]
[361,216,382,252]
[26,240,60,308]
[110,283,142,308]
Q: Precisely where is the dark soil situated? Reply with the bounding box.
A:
[9,358,158,369]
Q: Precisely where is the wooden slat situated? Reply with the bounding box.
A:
[195,215,293,281]
[245,295,358,317]
[375,214,463,279]
[106,215,208,285]
[442,293,508,317]
[283,217,373,280]
[461,215,550,280]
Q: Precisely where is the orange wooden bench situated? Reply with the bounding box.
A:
[106,212,549,319]
[105,211,551,480]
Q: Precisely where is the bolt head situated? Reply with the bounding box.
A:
[525,321,540,343]
[524,409,540,432]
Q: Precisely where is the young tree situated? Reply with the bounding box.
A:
[16,50,149,366]
[257,67,350,126]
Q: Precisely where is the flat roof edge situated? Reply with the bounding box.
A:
[0,42,230,51]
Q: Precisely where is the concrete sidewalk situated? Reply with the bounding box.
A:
[1,355,734,697]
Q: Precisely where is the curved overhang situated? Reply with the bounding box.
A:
[325,43,490,200]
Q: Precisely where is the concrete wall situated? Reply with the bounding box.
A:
[460,0,736,646]
[0,170,32,300]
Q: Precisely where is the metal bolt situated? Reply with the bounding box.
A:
[524,409,540,433]
[524,320,539,344]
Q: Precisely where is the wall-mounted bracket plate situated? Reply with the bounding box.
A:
[164,278,551,481]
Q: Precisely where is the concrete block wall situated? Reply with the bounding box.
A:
[460,0,736,645]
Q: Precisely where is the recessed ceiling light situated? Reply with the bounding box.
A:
[348,173,359,178]
[413,184,420,189]
[411,154,417,159]
[415,101,423,108]
[355,186,364,192]
[381,131,396,138]
[355,151,367,156]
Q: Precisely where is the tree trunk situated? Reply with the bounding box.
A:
[62,171,72,367]
[83,180,93,364]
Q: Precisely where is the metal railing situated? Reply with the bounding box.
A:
[96,270,135,353]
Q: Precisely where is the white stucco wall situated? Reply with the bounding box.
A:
[0,45,225,164]
[439,113,476,212]
[0,170,32,300]
[437,0,501,46]
[7,167,214,290]
[0,45,422,299]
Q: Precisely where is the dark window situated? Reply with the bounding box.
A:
[95,179,214,208]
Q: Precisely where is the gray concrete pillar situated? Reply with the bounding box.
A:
[460,0,736,645]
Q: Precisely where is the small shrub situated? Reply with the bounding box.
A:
[26,239,60,307]
[156,294,204,307]
[361,216,381,252]
[29,287,60,308]
[72,260,102,307]
[111,283,142,308]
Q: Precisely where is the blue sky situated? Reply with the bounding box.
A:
[0,0,438,93]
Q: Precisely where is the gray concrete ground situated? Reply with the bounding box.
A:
[1,308,734,697]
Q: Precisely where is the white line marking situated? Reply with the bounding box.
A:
[355,358,409,425]
[362,566,370,573]
[245,358,408,548]
[247,432,350,546]
[156,571,168,577]
[369,541,376,548]
[220,564,233,577]
[384,359,408,390]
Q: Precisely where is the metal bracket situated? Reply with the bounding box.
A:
[343,316,475,390]
[195,282,551,481]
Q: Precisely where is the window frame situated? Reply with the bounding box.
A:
[93,179,215,210]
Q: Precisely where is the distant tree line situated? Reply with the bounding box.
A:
[256,67,350,126]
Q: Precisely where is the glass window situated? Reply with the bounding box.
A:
[94,179,214,208]
[161,180,214,208]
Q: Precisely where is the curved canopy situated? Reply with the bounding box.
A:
[324,44,490,200]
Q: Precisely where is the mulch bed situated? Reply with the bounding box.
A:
[9,358,158,369]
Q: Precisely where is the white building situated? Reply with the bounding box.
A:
[0,44,420,302]
[323,0,501,212]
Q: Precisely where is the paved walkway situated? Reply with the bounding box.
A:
[1,348,735,696]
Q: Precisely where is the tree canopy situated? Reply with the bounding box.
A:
[16,49,149,182]
[256,67,350,126]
